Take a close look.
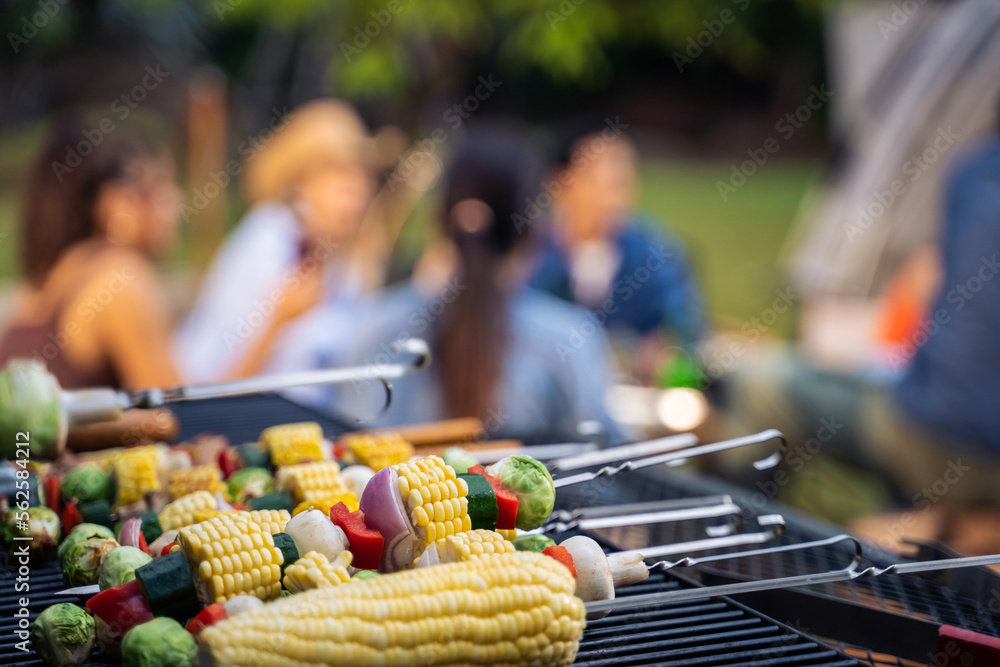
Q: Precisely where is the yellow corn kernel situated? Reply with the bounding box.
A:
[230,509,291,535]
[110,445,163,508]
[282,550,353,593]
[178,513,285,605]
[342,431,414,472]
[496,528,518,541]
[168,465,229,501]
[276,461,349,504]
[391,456,469,550]
[260,422,325,467]
[291,490,359,517]
[158,490,217,531]
[200,551,585,667]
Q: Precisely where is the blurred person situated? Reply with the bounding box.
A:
[0,120,183,390]
[529,116,708,384]
[174,100,392,382]
[328,127,623,441]
[727,126,1000,513]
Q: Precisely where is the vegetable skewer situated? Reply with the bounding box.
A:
[551,429,786,488]
[584,534,1000,614]
[0,338,430,460]
[194,540,1000,667]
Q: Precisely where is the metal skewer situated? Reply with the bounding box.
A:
[127,337,431,409]
[59,338,432,432]
[529,497,745,535]
[55,508,781,599]
[552,429,786,488]
[547,433,699,472]
[459,433,699,469]
[586,533,1000,614]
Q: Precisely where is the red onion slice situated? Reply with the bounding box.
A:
[118,518,143,550]
[359,466,419,571]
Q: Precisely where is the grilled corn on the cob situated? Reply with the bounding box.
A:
[276,460,347,503]
[394,455,471,545]
[110,445,163,507]
[260,422,325,466]
[177,513,285,604]
[199,551,585,667]
[159,490,217,531]
[282,550,353,592]
[343,431,414,471]
[168,465,228,500]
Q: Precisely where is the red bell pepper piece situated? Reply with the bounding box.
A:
[542,545,577,578]
[186,603,228,636]
[218,448,240,480]
[331,502,384,571]
[44,475,61,514]
[468,466,519,530]
[86,579,154,636]
[61,500,81,534]
[161,541,179,557]
[137,531,150,556]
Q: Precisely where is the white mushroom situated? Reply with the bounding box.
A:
[560,535,615,620]
[283,509,349,561]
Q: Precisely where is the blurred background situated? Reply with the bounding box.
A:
[3,0,1000,551]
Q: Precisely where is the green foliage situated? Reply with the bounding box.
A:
[196,0,827,94]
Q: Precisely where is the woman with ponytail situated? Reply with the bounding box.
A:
[331,128,622,442]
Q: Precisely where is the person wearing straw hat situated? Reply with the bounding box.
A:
[175,99,399,382]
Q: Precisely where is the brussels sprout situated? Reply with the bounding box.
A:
[62,464,112,504]
[64,536,119,587]
[2,506,61,561]
[121,618,197,667]
[442,447,478,474]
[0,359,64,460]
[352,569,381,581]
[58,523,116,565]
[31,602,95,667]
[226,467,273,504]
[512,534,556,553]
[99,546,152,590]
[486,456,556,530]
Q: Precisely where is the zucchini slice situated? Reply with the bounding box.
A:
[457,474,498,530]
[135,551,200,623]
[272,532,299,579]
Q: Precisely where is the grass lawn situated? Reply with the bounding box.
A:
[637,158,823,338]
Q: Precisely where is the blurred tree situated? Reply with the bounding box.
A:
[203,0,827,119]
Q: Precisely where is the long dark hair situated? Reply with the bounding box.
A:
[21,118,163,284]
[435,127,542,419]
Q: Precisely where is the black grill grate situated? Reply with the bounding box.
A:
[4,395,988,666]
[574,571,858,666]
[554,464,1000,666]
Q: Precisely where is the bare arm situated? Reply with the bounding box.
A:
[91,253,182,391]
[224,260,325,380]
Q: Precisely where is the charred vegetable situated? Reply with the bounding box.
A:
[31,603,95,667]
[3,506,61,560]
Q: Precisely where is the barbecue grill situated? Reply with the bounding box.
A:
[4,393,999,666]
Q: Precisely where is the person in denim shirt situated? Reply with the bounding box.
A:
[529,117,708,382]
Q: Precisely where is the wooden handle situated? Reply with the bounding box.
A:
[363,418,486,446]
[413,440,523,458]
[66,408,179,452]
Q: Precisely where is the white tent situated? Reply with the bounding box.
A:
[787,0,1000,298]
